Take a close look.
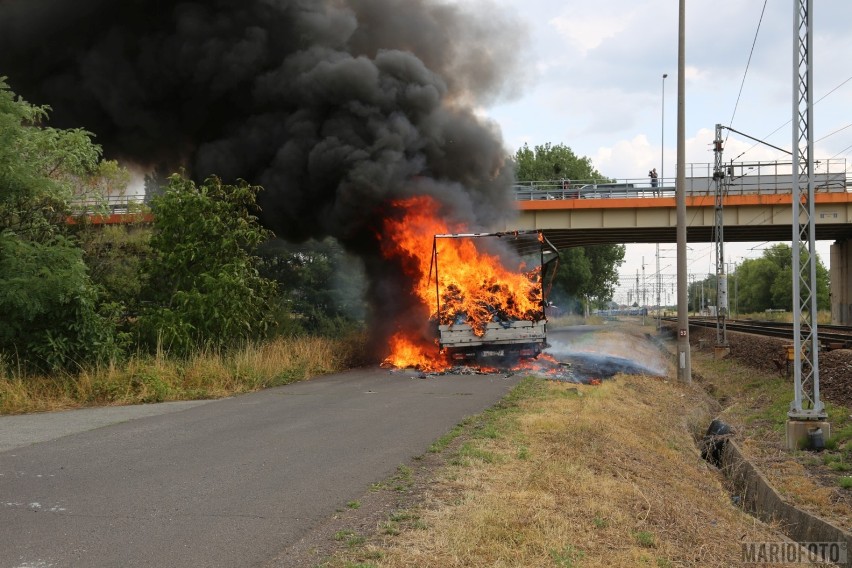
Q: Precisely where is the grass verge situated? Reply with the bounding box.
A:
[0,332,367,414]
[322,372,790,567]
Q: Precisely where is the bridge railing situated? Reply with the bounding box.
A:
[513,158,849,201]
[70,193,151,215]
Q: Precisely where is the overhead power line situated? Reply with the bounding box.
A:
[815,121,852,143]
[726,0,768,145]
[734,73,852,160]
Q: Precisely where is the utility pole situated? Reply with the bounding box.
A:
[713,124,729,353]
[656,243,662,329]
[635,270,639,307]
[676,0,691,382]
[729,260,739,317]
[642,257,647,325]
[661,73,668,197]
[787,0,827,449]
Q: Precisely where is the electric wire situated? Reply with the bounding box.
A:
[830,142,852,160]
[815,122,852,143]
[725,0,768,146]
[732,73,852,161]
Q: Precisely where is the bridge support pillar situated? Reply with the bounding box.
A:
[830,239,852,325]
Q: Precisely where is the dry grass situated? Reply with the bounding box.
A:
[736,310,832,325]
[0,333,366,415]
[329,373,790,568]
[548,314,606,327]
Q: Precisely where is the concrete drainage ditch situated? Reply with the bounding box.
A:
[700,420,851,566]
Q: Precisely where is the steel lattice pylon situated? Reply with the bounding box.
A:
[713,124,728,346]
[789,0,824,419]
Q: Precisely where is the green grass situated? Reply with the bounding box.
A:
[381,521,400,536]
[428,419,469,453]
[634,530,656,548]
[549,545,585,567]
[389,510,416,523]
[454,441,497,465]
[334,530,366,548]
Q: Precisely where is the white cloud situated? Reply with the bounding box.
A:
[549,6,636,56]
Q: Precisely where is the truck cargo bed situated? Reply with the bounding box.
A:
[438,320,547,348]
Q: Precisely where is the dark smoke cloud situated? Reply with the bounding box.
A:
[0,0,528,352]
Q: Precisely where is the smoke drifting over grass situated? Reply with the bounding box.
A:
[0,0,529,352]
[546,328,668,379]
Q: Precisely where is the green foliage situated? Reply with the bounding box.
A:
[547,241,625,313]
[136,175,278,356]
[549,545,585,567]
[513,142,607,182]
[257,238,366,334]
[0,80,127,372]
[634,530,656,548]
[0,234,126,371]
[75,225,152,313]
[698,244,830,314]
[513,143,624,313]
[735,259,779,313]
[0,78,102,240]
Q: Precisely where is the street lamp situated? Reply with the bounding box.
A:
[661,73,668,195]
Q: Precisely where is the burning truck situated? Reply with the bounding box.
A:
[379,197,559,371]
[431,231,559,365]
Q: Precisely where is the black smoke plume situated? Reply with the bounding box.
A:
[0,0,527,354]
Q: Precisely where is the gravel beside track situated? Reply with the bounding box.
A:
[682,324,852,409]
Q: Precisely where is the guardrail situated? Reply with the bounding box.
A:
[69,194,151,215]
[514,159,849,201]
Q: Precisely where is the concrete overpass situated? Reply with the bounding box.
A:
[513,192,852,248]
[506,160,852,325]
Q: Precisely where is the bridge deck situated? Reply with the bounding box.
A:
[513,191,852,251]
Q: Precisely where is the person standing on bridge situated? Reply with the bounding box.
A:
[649,168,658,188]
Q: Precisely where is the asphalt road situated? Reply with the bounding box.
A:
[0,367,521,568]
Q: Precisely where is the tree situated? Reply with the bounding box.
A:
[136,175,278,356]
[549,247,592,314]
[0,78,103,240]
[74,224,152,313]
[733,244,829,314]
[257,238,367,334]
[514,142,608,182]
[0,234,127,372]
[584,244,626,305]
[0,80,125,372]
[513,143,624,312]
[735,259,778,313]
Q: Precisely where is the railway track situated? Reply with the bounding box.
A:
[661,316,852,349]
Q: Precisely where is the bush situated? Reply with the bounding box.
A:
[136,175,278,357]
[0,233,126,372]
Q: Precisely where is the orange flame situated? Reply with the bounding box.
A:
[378,196,543,370]
[382,332,447,372]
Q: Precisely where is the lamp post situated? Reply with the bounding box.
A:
[661,73,668,195]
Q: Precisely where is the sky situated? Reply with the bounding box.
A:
[478,0,852,304]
